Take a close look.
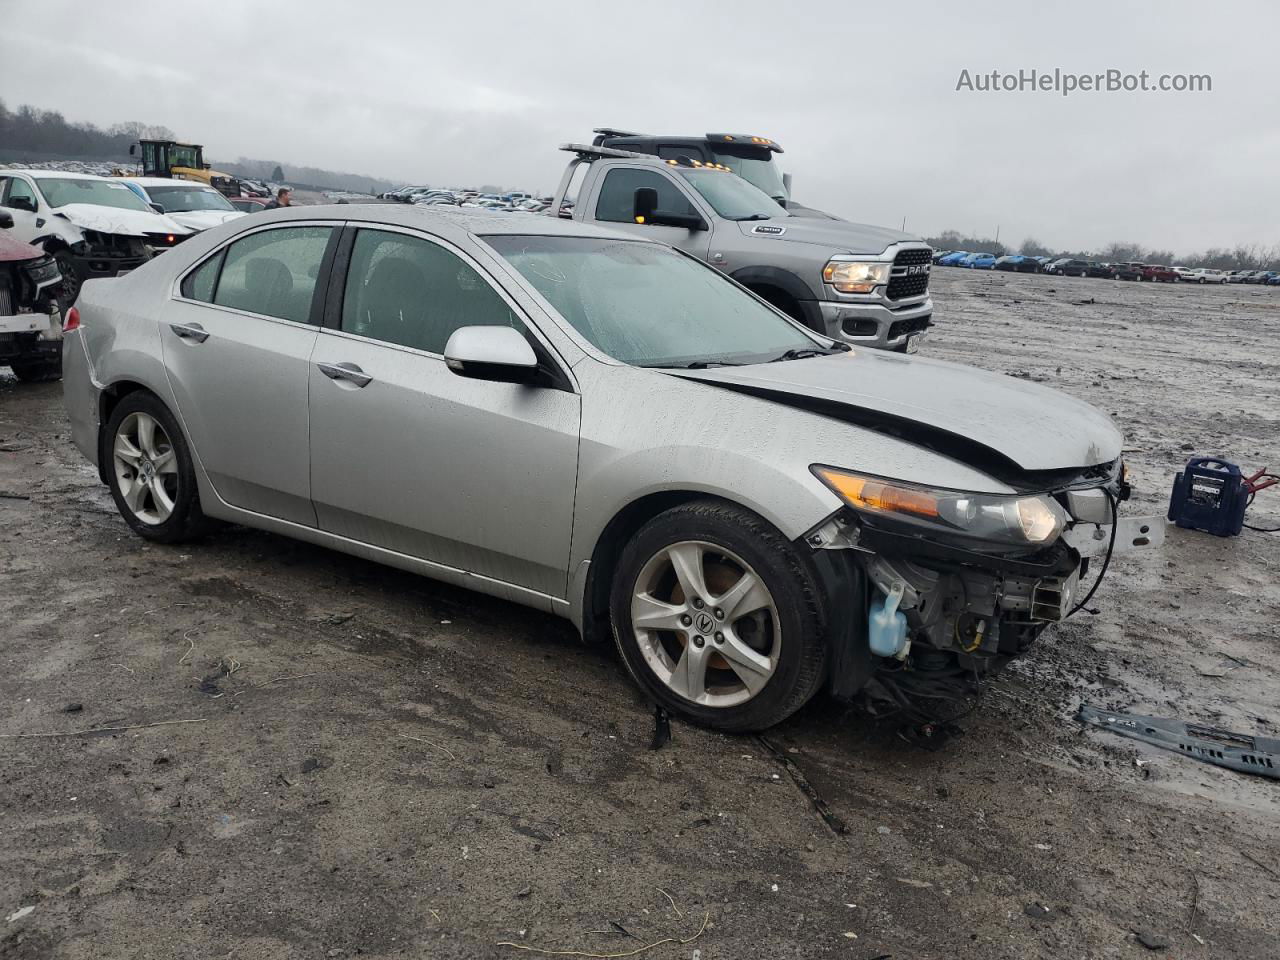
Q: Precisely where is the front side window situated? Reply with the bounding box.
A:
[595,168,696,224]
[486,235,820,368]
[341,229,522,354]
[2,177,37,210]
[213,226,332,323]
[35,178,153,212]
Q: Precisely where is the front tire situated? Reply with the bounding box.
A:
[609,500,827,733]
[104,392,213,543]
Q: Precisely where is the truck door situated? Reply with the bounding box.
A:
[587,166,712,261]
[0,176,42,246]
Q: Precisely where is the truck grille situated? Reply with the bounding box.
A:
[887,247,932,301]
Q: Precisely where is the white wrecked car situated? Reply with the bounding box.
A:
[0,170,192,303]
[120,178,246,234]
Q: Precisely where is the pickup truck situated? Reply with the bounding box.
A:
[551,144,934,352]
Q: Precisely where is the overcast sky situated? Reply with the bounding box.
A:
[3,1,1275,253]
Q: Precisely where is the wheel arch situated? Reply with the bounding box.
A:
[729,265,824,332]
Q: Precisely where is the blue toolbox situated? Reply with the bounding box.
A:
[1168,458,1276,537]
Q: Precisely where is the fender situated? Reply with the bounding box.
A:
[729,264,824,331]
[729,264,819,304]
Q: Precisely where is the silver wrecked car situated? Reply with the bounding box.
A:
[62,206,1160,735]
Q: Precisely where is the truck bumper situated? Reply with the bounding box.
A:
[0,309,61,362]
[816,295,933,352]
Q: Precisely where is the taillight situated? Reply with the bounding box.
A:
[64,307,80,332]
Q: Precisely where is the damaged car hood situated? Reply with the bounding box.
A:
[55,204,192,238]
[165,210,246,232]
[673,350,1123,473]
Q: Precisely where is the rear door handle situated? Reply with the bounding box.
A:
[316,361,373,388]
[169,322,209,343]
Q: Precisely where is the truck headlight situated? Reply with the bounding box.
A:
[822,260,889,294]
[811,465,1067,546]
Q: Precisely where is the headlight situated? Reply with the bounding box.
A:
[822,260,890,294]
[811,465,1067,546]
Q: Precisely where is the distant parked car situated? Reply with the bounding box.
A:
[1172,266,1198,282]
[122,178,246,233]
[1226,270,1251,284]
[1032,256,1054,269]
[931,250,954,264]
[1141,264,1178,283]
[993,254,1040,273]
[960,252,996,269]
[228,197,270,214]
[1189,268,1228,285]
[1266,274,1280,286]
[937,251,970,266]
[1084,261,1114,279]
[1047,258,1089,277]
[1112,262,1144,281]
[1255,271,1279,285]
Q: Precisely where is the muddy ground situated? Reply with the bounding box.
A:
[2,270,1278,960]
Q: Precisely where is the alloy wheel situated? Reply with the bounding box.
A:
[112,411,179,525]
[630,540,780,707]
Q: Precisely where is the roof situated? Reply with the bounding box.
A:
[236,203,642,241]
[122,177,223,189]
[3,169,118,180]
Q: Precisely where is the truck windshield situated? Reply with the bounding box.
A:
[710,149,788,204]
[36,178,153,212]
[678,170,788,221]
[144,185,237,212]
[485,235,822,368]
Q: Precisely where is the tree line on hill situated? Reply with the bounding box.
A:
[0,100,395,195]
[925,230,1280,271]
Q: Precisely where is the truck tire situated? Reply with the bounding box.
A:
[10,356,62,382]
[104,391,216,544]
[53,251,82,311]
[609,499,827,733]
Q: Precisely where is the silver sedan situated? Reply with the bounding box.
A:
[62,206,1158,735]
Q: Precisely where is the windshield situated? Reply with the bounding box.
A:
[486,235,821,367]
[678,170,787,221]
[144,185,236,212]
[36,178,153,212]
[711,149,788,204]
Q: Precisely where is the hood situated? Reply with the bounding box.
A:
[674,350,1123,476]
[165,210,246,232]
[0,229,44,263]
[55,204,193,238]
[737,217,922,256]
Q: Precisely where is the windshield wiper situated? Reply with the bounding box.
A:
[768,347,840,363]
[731,214,773,221]
[641,359,744,369]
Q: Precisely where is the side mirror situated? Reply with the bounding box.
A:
[129,143,137,156]
[148,202,166,215]
[632,187,707,231]
[0,211,12,229]
[444,325,539,384]
[9,196,35,214]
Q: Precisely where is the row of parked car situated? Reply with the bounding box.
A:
[934,250,1280,285]
[380,185,552,213]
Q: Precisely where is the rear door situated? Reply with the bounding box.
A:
[307,225,580,601]
[163,222,337,525]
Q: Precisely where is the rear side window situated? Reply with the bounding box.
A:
[340,229,523,355]
[212,226,332,323]
[595,168,695,224]
[181,250,224,302]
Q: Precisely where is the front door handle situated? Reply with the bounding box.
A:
[316,361,373,388]
[169,322,209,343]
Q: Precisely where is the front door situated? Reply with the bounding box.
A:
[0,176,42,245]
[307,226,580,600]
[161,223,335,525]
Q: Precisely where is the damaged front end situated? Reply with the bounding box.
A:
[68,229,153,284]
[804,459,1162,737]
[0,249,63,372]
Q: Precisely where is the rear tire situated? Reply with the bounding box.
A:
[609,499,827,733]
[104,391,215,544]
